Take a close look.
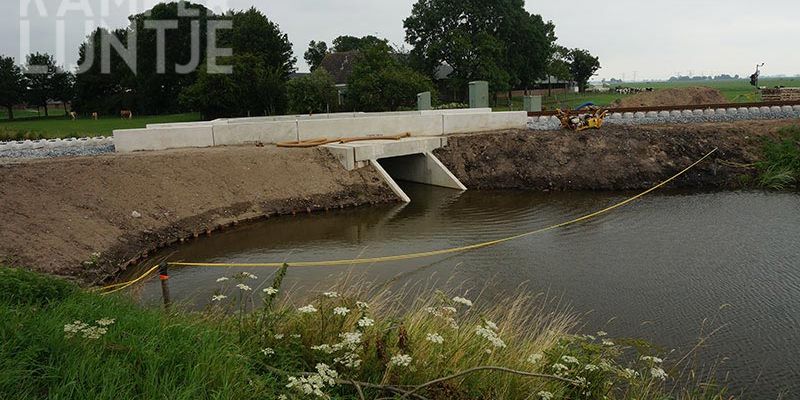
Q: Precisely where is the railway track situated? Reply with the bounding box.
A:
[527,100,800,117]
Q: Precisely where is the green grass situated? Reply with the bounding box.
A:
[0,266,732,400]
[493,78,800,111]
[0,113,201,141]
[757,125,800,190]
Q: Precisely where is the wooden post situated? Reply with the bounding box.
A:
[158,262,171,308]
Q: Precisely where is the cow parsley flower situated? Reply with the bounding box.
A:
[95,318,115,327]
[584,363,599,371]
[538,391,554,400]
[357,317,374,327]
[211,294,228,302]
[562,355,580,364]
[390,354,413,367]
[323,292,339,298]
[298,305,318,314]
[552,363,569,372]
[475,324,506,348]
[641,355,663,364]
[311,344,334,354]
[274,334,285,340]
[452,296,473,307]
[333,307,351,316]
[426,333,444,344]
[650,367,668,380]
[236,284,252,291]
[527,353,543,364]
[356,301,369,310]
[261,347,275,357]
[263,287,279,295]
[216,277,229,283]
[596,330,608,337]
[602,339,615,346]
[242,272,258,280]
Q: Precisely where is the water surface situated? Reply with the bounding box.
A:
[138,184,800,398]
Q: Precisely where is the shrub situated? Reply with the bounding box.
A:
[287,68,338,115]
[757,125,800,190]
[0,267,75,306]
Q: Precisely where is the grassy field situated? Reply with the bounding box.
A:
[494,78,800,111]
[0,266,729,400]
[0,113,201,141]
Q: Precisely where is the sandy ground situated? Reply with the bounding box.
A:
[435,119,798,191]
[0,146,396,283]
[614,87,728,107]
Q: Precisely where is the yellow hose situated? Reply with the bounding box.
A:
[99,148,717,293]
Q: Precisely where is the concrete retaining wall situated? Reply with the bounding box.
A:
[114,110,526,153]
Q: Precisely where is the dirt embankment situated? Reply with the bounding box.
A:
[614,87,728,107]
[0,147,396,283]
[435,120,797,191]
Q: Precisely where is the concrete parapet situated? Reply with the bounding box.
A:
[299,114,442,141]
[794,105,800,112]
[781,106,794,112]
[726,108,738,114]
[738,107,750,113]
[670,110,682,117]
[610,113,622,119]
[703,109,715,116]
[623,112,635,119]
[682,110,694,116]
[114,125,214,152]
[770,106,782,112]
[715,108,727,115]
[658,111,670,118]
[634,112,646,118]
[646,111,659,118]
[749,107,761,113]
[692,109,705,116]
[213,121,298,146]
[442,111,527,134]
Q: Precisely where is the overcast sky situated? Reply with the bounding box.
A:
[2,0,798,81]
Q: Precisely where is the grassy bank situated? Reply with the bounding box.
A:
[758,125,800,190]
[1,266,730,399]
[0,113,201,141]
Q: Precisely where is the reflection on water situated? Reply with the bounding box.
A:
[137,184,800,397]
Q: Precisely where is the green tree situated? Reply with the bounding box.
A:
[404,0,554,99]
[332,35,388,52]
[221,7,295,79]
[0,56,24,120]
[51,70,75,116]
[304,41,329,71]
[72,28,135,115]
[346,43,434,112]
[180,54,287,119]
[567,48,600,92]
[23,53,62,117]
[287,68,338,114]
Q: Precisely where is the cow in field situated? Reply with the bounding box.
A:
[120,110,133,120]
[69,112,77,120]
[92,112,99,120]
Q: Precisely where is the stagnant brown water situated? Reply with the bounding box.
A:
[137,184,800,397]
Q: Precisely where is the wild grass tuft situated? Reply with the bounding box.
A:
[757,125,800,191]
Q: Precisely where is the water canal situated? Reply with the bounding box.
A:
[137,184,800,397]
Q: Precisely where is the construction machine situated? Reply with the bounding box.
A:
[556,104,608,132]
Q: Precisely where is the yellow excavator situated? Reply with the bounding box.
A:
[556,103,608,132]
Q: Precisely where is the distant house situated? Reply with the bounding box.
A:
[319,50,360,105]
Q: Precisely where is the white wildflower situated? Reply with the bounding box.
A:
[323,292,339,298]
[650,367,668,380]
[527,353,543,364]
[484,320,498,331]
[242,272,258,280]
[291,334,302,339]
[584,363,599,371]
[621,368,639,379]
[81,326,108,340]
[602,339,615,346]
[552,363,569,372]
[278,395,288,400]
[63,321,89,338]
[216,277,229,283]
[261,347,275,357]
[334,352,362,368]
[357,317,374,328]
[356,301,369,310]
[236,284,252,292]
[475,324,506,348]
[311,344,334,354]
[339,332,363,346]
[538,391,553,400]
[263,287,279,295]
[562,355,580,364]
[441,306,457,314]
[298,305,318,314]
[596,330,608,337]
[452,296,473,307]
[95,318,115,327]
[426,333,444,344]
[333,307,351,316]
[286,363,338,398]
[274,334,285,340]
[211,294,228,302]
[641,355,663,364]
[390,354,413,367]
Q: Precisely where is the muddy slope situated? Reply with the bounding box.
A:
[0,147,396,283]
[435,120,797,191]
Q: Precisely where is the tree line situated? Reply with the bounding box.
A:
[0,0,600,121]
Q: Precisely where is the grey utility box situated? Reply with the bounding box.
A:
[469,81,489,108]
[417,91,432,111]
[523,95,542,112]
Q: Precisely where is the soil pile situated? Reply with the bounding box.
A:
[614,87,728,108]
[436,120,795,191]
[0,147,396,283]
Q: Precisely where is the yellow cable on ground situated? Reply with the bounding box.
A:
[100,264,160,295]
[100,148,717,292]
